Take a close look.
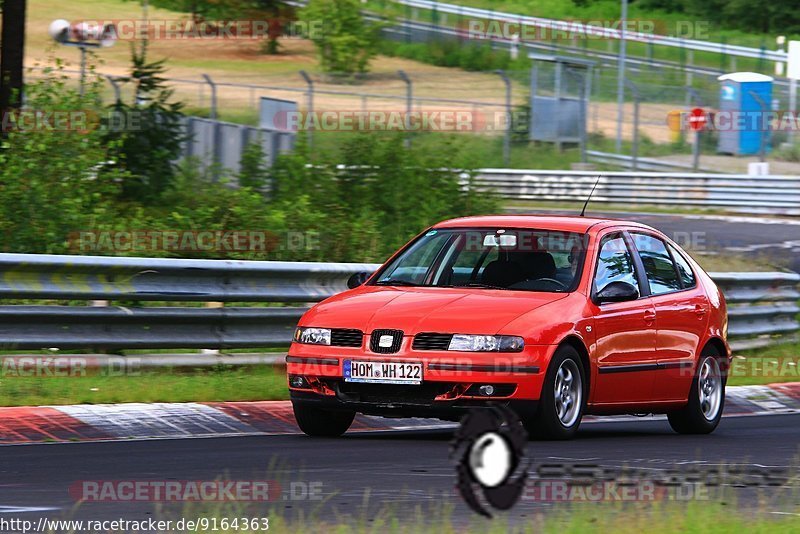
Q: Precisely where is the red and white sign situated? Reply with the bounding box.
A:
[688,107,707,132]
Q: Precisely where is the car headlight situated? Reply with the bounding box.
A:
[448,334,524,353]
[294,327,331,345]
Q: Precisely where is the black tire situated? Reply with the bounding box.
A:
[292,402,355,437]
[525,345,586,440]
[667,346,726,435]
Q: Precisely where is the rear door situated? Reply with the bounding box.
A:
[629,233,709,401]
[589,231,658,404]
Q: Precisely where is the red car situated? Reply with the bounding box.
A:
[287,215,730,439]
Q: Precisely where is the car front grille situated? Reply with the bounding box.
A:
[412,333,453,351]
[369,329,404,354]
[336,381,455,405]
[330,328,363,348]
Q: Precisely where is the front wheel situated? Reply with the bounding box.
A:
[292,402,355,437]
[667,349,725,435]
[525,345,586,440]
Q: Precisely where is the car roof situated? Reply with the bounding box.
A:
[433,214,654,234]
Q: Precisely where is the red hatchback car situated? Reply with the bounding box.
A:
[287,215,730,439]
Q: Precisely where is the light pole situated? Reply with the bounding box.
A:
[49,20,117,96]
[615,0,627,153]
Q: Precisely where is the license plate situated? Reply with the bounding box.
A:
[343,360,423,385]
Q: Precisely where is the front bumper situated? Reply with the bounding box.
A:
[285,343,553,419]
[290,388,539,421]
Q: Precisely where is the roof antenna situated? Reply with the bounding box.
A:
[580,175,602,217]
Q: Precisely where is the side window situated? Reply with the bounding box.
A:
[593,235,640,295]
[668,244,696,288]
[631,233,681,295]
[379,233,449,284]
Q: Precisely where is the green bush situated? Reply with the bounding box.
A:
[379,39,529,73]
[0,65,128,253]
[269,134,499,262]
[1,61,498,263]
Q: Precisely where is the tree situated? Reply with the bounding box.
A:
[145,0,291,55]
[0,0,27,112]
[0,66,127,253]
[300,0,382,75]
[104,45,186,202]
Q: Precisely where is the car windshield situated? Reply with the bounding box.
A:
[374,228,586,292]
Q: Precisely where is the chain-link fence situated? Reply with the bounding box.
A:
[26,52,799,173]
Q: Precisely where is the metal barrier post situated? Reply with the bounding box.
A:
[299,70,314,154]
[202,73,217,120]
[398,70,413,148]
[614,0,628,153]
[748,90,769,163]
[496,69,511,167]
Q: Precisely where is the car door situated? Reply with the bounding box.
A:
[589,231,658,404]
[629,233,709,401]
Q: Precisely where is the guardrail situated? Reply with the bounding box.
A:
[0,254,794,352]
[585,151,723,173]
[395,0,785,62]
[472,169,800,215]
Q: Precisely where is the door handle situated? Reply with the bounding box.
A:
[694,305,707,317]
[643,310,656,323]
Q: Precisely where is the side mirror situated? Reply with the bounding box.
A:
[347,271,370,289]
[595,281,639,304]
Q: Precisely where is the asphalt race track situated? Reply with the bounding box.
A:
[513,209,800,273]
[1,413,799,525]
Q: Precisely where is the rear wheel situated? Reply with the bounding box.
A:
[292,403,355,437]
[667,347,725,435]
[525,345,586,440]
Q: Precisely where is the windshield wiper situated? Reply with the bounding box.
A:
[375,279,420,286]
[449,282,509,290]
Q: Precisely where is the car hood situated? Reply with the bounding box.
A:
[300,286,570,335]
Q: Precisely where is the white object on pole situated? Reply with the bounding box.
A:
[748,162,769,176]
[510,33,519,60]
[788,41,800,80]
[48,19,71,43]
[48,20,117,47]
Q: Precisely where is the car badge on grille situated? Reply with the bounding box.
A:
[378,335,394,348]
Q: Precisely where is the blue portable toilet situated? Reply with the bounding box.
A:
[716,72,773,156]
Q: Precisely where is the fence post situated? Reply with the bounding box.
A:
[106,75,122,103]
[299,70,314,154]
[686,87,704,171]
[625,80,641,171]
[397,70,413,148]
[202,73,217,120]
[496,69,511,167]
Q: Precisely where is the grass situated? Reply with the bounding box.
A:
[169,498,800,533]
[0,340,798,406]
[728,341,800,387]
[375,0,795,72]
[0,364,288,406]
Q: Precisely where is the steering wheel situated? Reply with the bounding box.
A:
[536,277,567,290]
